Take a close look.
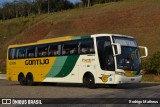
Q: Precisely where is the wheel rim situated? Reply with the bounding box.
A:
[84,75,95,88]
[19,74,26,85]
[27,74,34,86]
[86,78,93,86]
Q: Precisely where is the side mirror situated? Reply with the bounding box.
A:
[112,43,121,56]
[138,46,148,58]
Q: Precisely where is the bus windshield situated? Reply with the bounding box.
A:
[113,36,141,72]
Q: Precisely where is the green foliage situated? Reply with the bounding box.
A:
[81,0,123,7]
[0,0,74,20]
[143,51,160,74]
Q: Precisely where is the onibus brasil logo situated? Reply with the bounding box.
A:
[2,99,42,105]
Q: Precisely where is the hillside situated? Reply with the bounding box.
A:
[0,0,160,73]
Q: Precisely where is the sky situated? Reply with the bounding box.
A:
[69,0,81,4]
[0,0,81,7]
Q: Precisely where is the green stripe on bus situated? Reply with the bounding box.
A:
[80,35,91,39]
[72,36,81,40]
[55,55,79,77]
[46,35,91,78]
[46,56,68,77]
[72,35,91,40]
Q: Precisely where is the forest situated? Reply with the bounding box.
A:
[0,0,122,20]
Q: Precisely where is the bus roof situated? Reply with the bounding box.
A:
[8,34,134,48]
[91,34,134,38]
[8,36,74,48]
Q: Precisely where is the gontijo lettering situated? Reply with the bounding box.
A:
[25,59,49,65]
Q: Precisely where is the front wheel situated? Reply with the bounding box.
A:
[83,73,96,89]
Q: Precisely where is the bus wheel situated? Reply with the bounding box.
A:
[108,84,117,88]
[18,73,27,85]
[83,73,96,89]
[26,73,35,86]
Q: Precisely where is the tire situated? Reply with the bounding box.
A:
[108,84,117,88]
[18,73,27,85]
[26,73,35,86]
[83,73,96,89]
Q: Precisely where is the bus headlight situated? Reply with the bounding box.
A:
[116,72,125,76]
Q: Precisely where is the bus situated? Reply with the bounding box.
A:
[7,34,148,88]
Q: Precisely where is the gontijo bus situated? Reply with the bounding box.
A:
[7,34,148,88]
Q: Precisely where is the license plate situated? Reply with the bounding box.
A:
[125,71,133,77]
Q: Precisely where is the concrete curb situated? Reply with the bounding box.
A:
[0,74,6,80]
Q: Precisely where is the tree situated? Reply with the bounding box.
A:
[150,51,160,79]
[34,0,43,15]
[87,0,90,7]
[143,51,160,79]
[2,2,15,19]
[0,0,74,20]
[81,0,122,7]
[48,0,50,14]
[14,0,18,18]
[19,0,33,16]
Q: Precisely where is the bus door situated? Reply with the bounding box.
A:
[96,37,115,83]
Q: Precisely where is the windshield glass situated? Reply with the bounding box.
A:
[113,36,141,73]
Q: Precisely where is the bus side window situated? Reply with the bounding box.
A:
[37,44,49,57]
[14,48,18,59]
[49,44,59,56]
[80,39,95,54]
[27,46,36,58]
[17,47,26,59]
[8,48,15,60]
[62,40,78,55]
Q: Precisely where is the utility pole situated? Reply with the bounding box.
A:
[87,0,90,7]
[14,0,18,18]
[48,0,50,14]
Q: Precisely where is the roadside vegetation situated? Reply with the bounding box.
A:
[142,51,160,82]
[0,0,122,20]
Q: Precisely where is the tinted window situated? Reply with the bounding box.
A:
[26,46,35,58]
[8,48,15,60]
[96,37,115,71]
[62,40,79,55]
[37,44,49,57]
[113,36,137,47]
[49,44,61,56]
[80,39,95,54]
[14,48,18,59]
[17,47,27,59]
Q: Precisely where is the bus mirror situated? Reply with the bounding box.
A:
[138,46,148,58]
[112,43,121,56]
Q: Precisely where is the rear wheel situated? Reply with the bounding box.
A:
[83,73,96,89]
[26,73,35,86]
[18,73,27,85]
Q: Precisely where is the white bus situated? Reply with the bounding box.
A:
[7,34,148,88]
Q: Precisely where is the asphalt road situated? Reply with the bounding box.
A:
[0,78,160,107]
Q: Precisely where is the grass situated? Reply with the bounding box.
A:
[0,14,49,73]
[142,74,160,82]
[0,0,160,82]
[0,14,48,46]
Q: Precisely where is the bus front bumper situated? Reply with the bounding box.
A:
[114,74,142,84]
